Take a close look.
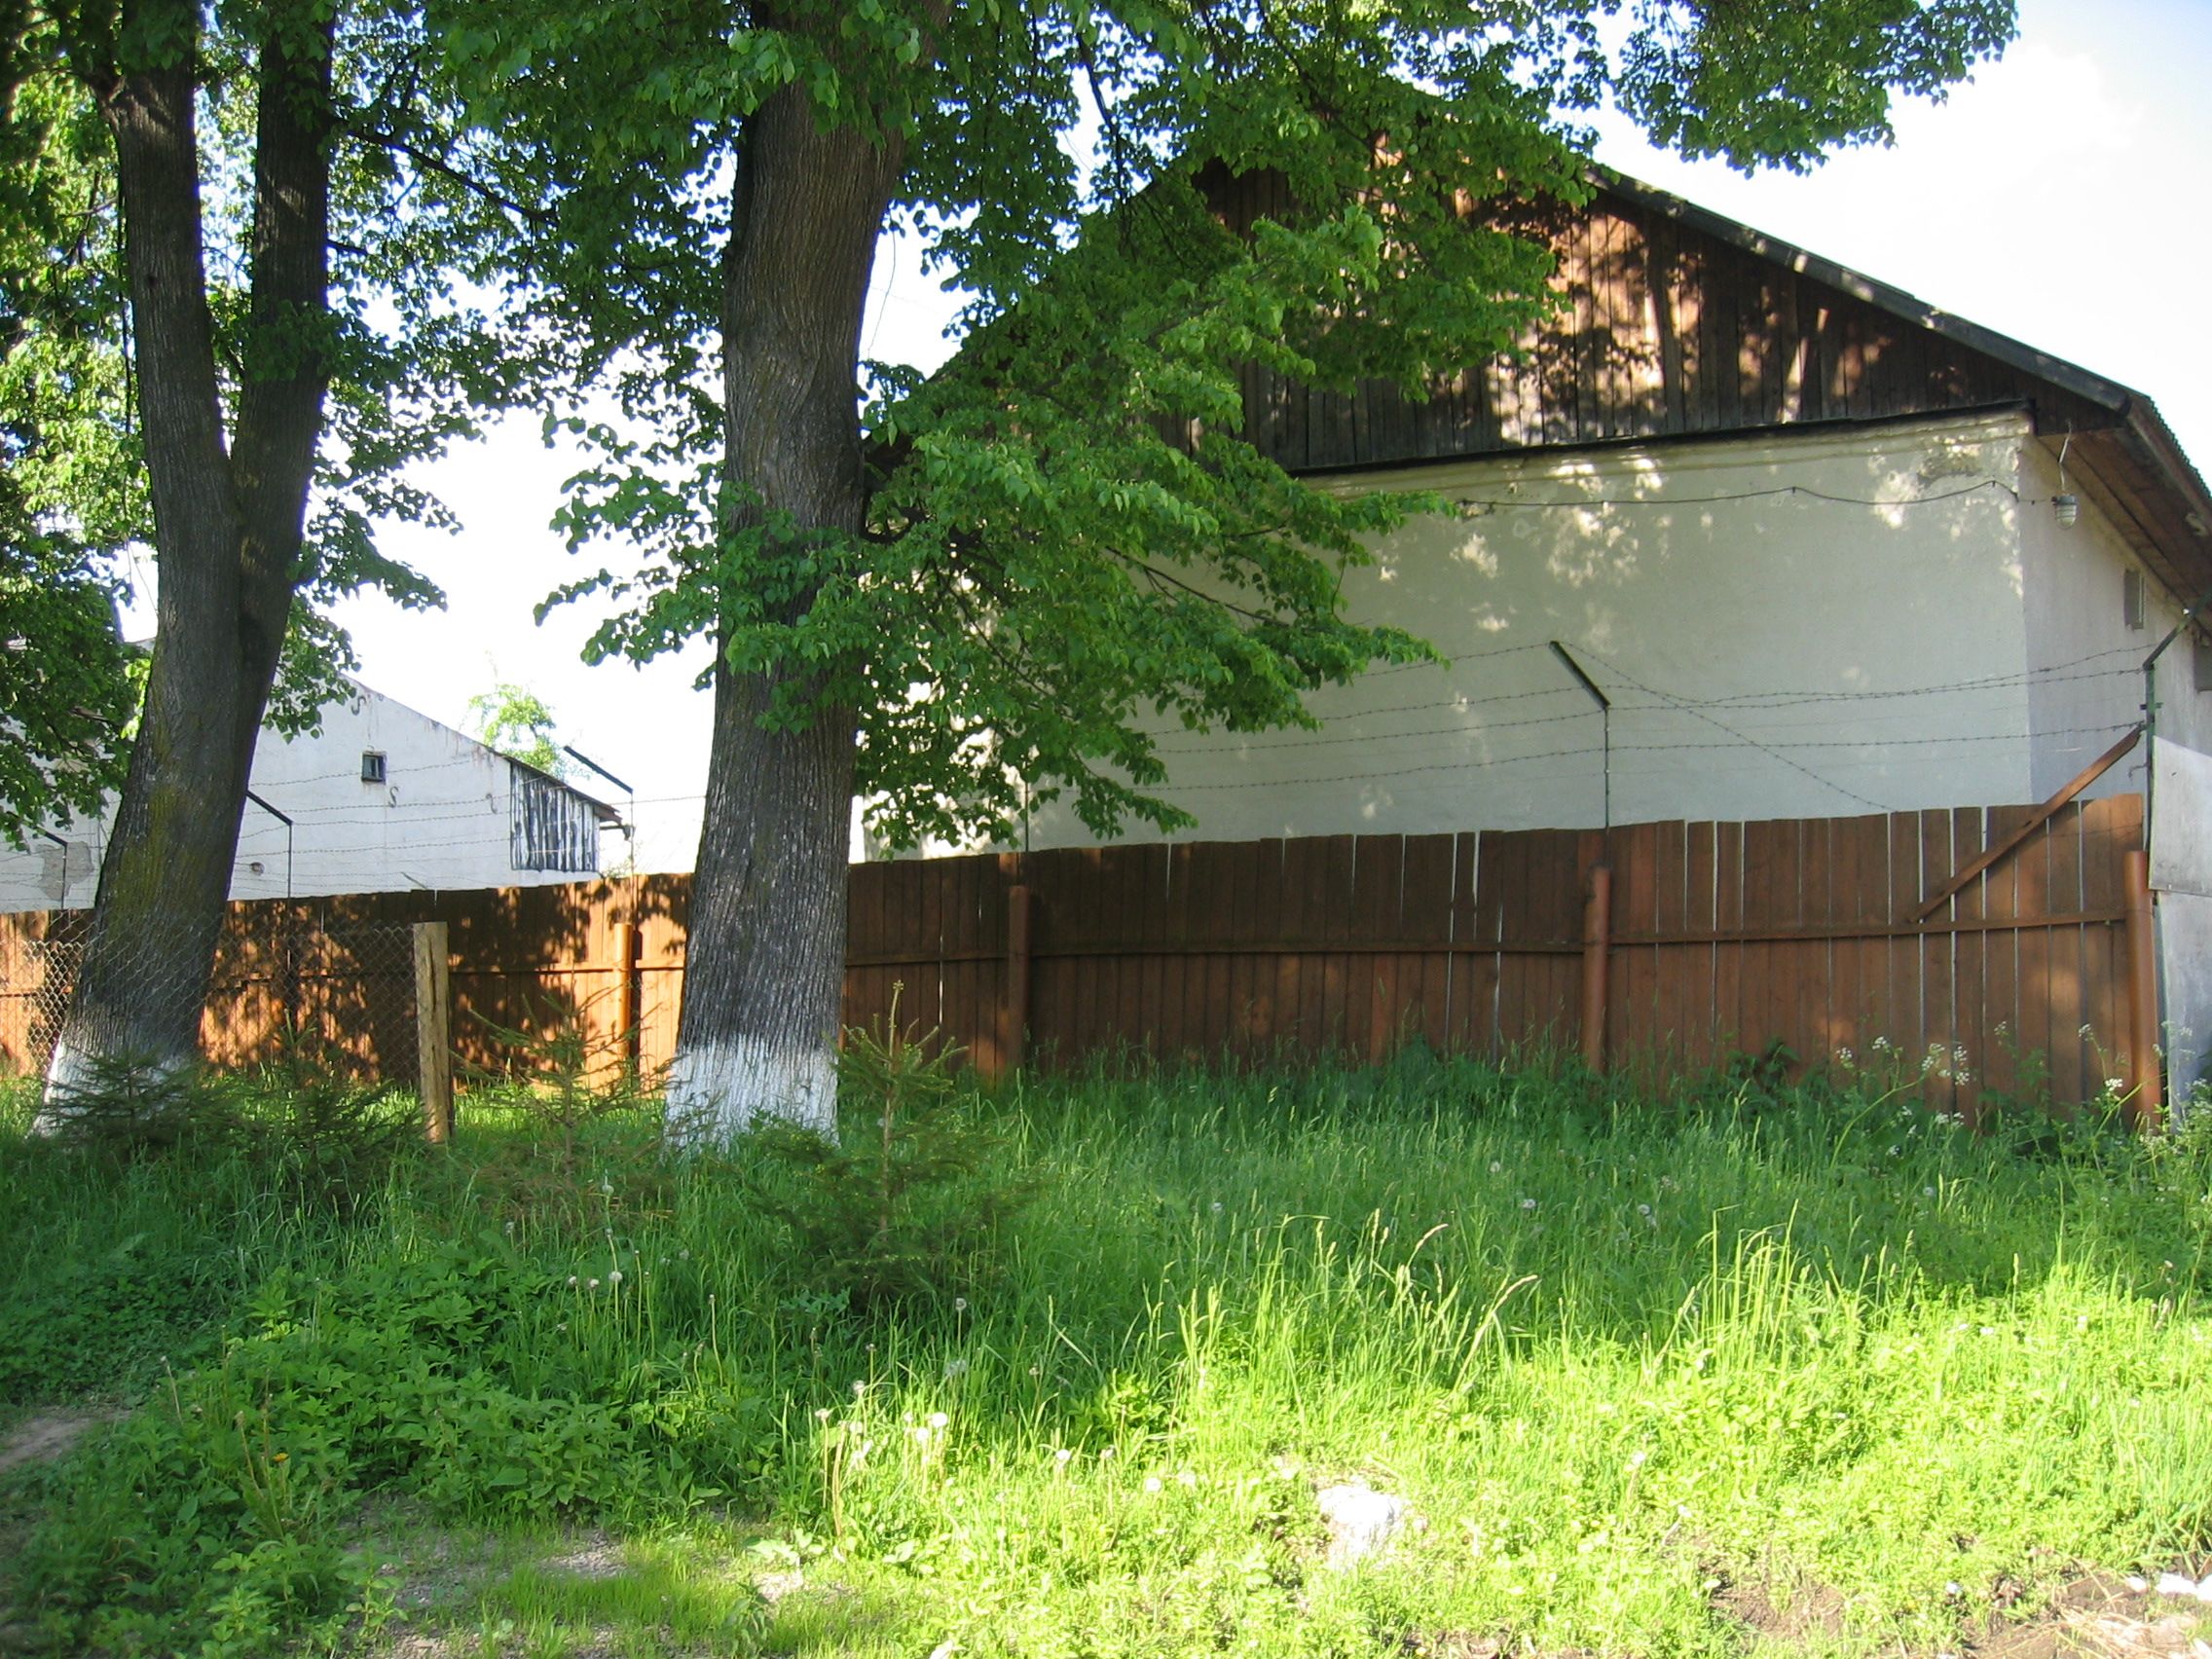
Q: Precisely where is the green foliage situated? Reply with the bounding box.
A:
[0,63,136,843]
[12,1047,2212,1657]
[465,678,567,777]
[450,0,2020,850]
[733,1005,1040,1313]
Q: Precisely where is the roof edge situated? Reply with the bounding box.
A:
[1588,167,2140,418]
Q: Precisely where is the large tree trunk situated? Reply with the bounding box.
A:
[42,1,331,1110]
[663,84,905,1143]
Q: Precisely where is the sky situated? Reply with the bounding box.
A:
[315,0,2212,873]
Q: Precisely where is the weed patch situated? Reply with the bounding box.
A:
[1,1055,2210,1657]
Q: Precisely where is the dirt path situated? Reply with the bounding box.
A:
[0,1408,120,1479]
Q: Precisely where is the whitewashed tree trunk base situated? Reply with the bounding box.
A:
[664,1037,837,1146]
[33,1032,194,1136]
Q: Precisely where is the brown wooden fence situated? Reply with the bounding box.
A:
[0,794,2157,1117]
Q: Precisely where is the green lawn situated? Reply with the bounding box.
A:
[2,1048,2209,1658]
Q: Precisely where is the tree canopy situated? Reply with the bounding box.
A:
[475,0,2016,849]
[424,0,2018,1134]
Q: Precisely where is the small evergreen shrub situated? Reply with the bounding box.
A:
[734,997,1039,1314]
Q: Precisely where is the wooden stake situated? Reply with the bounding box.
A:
[616,920,642,1080]
[413,920,454,1142]
[1914,726,2141,920]
[1581,865,1611,1074]
[1001,885,1033,1079]
[2124,848,2163,1129]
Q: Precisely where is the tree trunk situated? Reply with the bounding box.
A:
[663,84,904,1143]
[42,2,331,1110]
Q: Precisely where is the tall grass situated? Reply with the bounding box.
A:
[2,1052,2208,1657]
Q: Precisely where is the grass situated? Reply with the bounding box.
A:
[0,1045,2209,1658]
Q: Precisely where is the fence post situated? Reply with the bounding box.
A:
[1001,884,1033,1078]
[616,920,642,1081]
[1580,865,1611,1074]
[2124,848,2162,1130]
[414,920,454,1143]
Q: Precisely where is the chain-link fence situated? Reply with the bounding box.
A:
[0,915,422,1091]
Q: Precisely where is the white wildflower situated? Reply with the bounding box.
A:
[929,1412,949,1430]
[607,1269,622,1285]
[943,1358,970,1380]
[953,1297,969,1314]
[1520,1198,1537,1211]
[1145,1476,1163,1493]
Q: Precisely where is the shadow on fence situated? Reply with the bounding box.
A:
[0,795,2156,1116]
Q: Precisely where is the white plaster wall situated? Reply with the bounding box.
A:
[2015,440,2197,802]
[0,683,610,911]
[1006,411,2041,851]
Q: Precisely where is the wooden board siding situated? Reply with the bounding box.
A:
[0,798,2149,1113]
[1203,174,2123,474]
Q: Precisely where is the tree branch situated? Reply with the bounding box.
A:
[345,122,556,227]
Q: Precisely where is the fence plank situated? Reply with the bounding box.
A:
[1916,811,1958,1115]
[1712,821,1744,1059]
[2081,794,2137,1089]
[1981,805,2032,1108]
[1404,833,1456,1051]
[2045,804,2086,1106]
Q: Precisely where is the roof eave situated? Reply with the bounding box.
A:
[1588,167,2139,417]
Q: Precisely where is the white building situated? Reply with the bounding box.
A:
[1,681,620,912]
[991,169,2212,849]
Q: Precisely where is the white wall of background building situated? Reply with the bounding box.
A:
[0,683,613,913]
[997,410,2164,853]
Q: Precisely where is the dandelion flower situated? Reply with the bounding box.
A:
[568,1274,578,1287]
[953,1297,968,1313]
[1177,1470,1198,1488]
[929,1412,949,1430]
[1145,1476,1163,1493]
[815,1408,833,1422]
[1489,1161,1502,1174]
[943,1358,970,1380]
[607,1270,623,1285]
[588,1277,601,1291]
[1054,1448,1073,1464]
[1520,1198,1537,1211]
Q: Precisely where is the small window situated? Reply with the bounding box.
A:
[360,750,387,784]
[2124,568,2147,631]
[2194,635,2212,694]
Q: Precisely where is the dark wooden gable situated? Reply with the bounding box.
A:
[1212,169,2122,474]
